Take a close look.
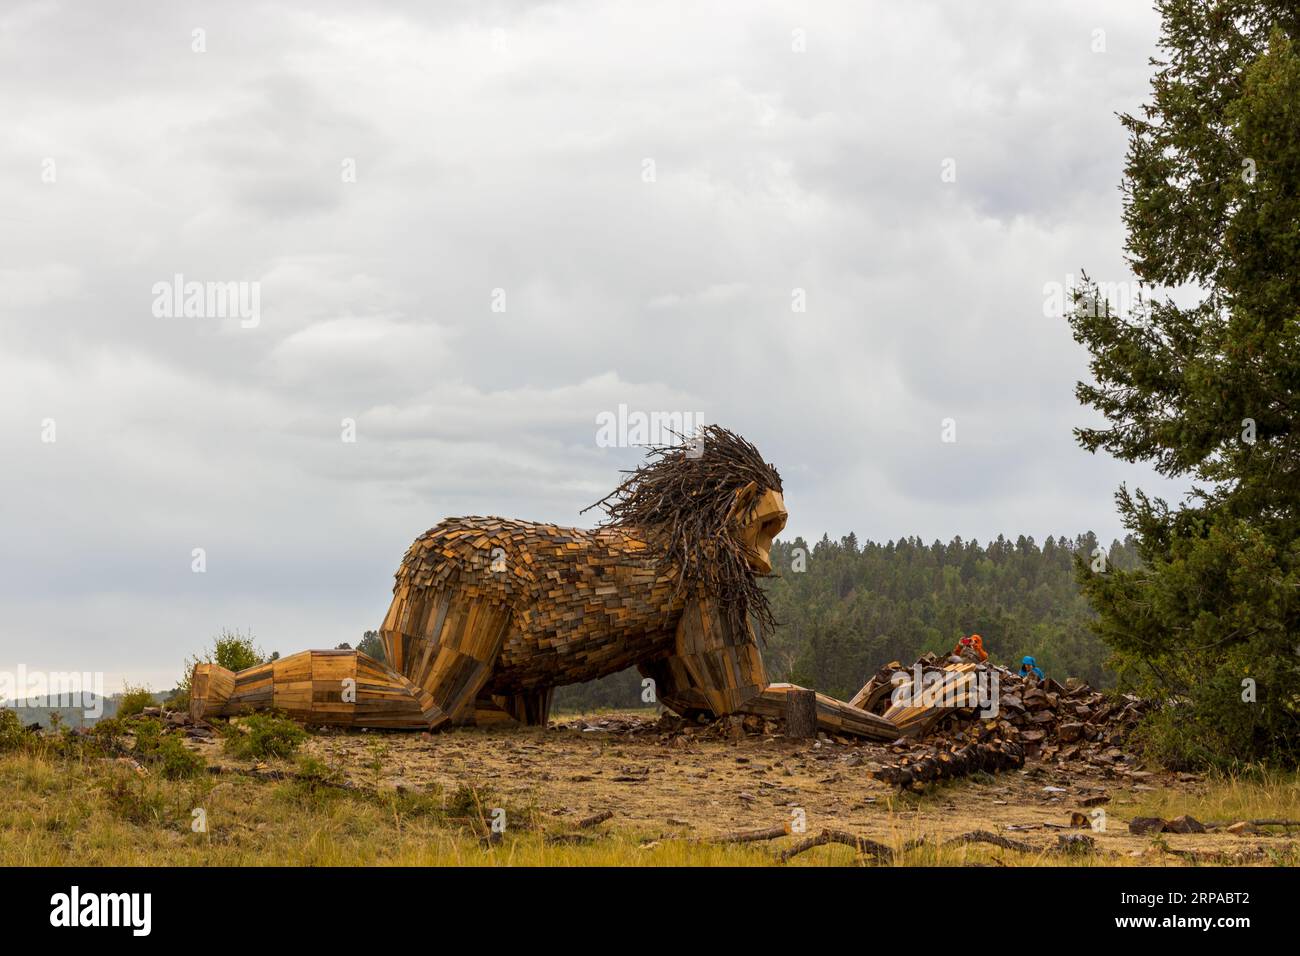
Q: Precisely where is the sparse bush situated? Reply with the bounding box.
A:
[117,684,155,718]
[122,716,205,778]
[0,710,30,751]
[85,717,128,757]
[389,788,445,820]
[445,783,484,818]
[295,754,343,786]
[282,755,345,806]
[178,628,270,693]
[155,736,205,779]
[364,739,390,788]
[222,713,307,760]
[103,775,169,826]
[131,718,164,758]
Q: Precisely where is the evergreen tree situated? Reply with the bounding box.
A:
[356,630,386,663]
[1068,1,1300,767]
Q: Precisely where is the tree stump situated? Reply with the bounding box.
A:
[785,688,817,739]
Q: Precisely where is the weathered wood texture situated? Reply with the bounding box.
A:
[187,438,912,739]
[383,518,687,695]
[784,687,817,739]
[189,663,234,721]
[874,739,1026,788]
[741,684,899,741]
[848,661,902,712]
[880,661,982,736]
[190,650,439,729]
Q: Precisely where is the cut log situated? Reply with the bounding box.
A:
[711,823,791,844]
[874,739,1025,788]
[740,684,897,741]
[784,688,817,740]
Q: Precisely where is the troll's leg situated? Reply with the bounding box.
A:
[381,585,514,727]
[189,649,440,729]
[641,595,769,717]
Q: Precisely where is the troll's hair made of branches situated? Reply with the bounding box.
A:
[584,425,783,639]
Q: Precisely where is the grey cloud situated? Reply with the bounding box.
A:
[0,0,1185,690]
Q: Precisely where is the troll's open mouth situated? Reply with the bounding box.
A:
[745,504,787,574]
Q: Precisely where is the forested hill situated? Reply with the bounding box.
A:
[763,533,1140,700]
[552,532,1140,713]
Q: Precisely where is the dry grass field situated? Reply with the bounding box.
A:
[1,710,1296,866]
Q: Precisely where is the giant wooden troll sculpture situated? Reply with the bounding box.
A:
[191,427,895,739]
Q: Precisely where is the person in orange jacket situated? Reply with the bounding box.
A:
[951,633,989,662]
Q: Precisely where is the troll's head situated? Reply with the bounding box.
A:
[586,425,786,636]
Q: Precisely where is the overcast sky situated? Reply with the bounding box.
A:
[0,0,1186,690]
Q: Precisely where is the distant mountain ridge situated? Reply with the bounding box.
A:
[2,690,172,728]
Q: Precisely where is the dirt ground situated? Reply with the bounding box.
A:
[195,711,1296,862]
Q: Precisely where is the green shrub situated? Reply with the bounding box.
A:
[281,755,346,807]
[1131,705,1254,774]
[117,684,155,718]
[82,717,128,757]
[210,630,267,672]
[388,788,445,820]
[222,714,307,760]
[155,736,205,780]
[445,783,485,818]
[0,709,30,751]
[179,628,270,693]
[130,717,164,758]
[295,755,343,786]
[122,717,205,777]
[91,716,127,739]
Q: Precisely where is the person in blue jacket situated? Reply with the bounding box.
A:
[1018,655,1044,680]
